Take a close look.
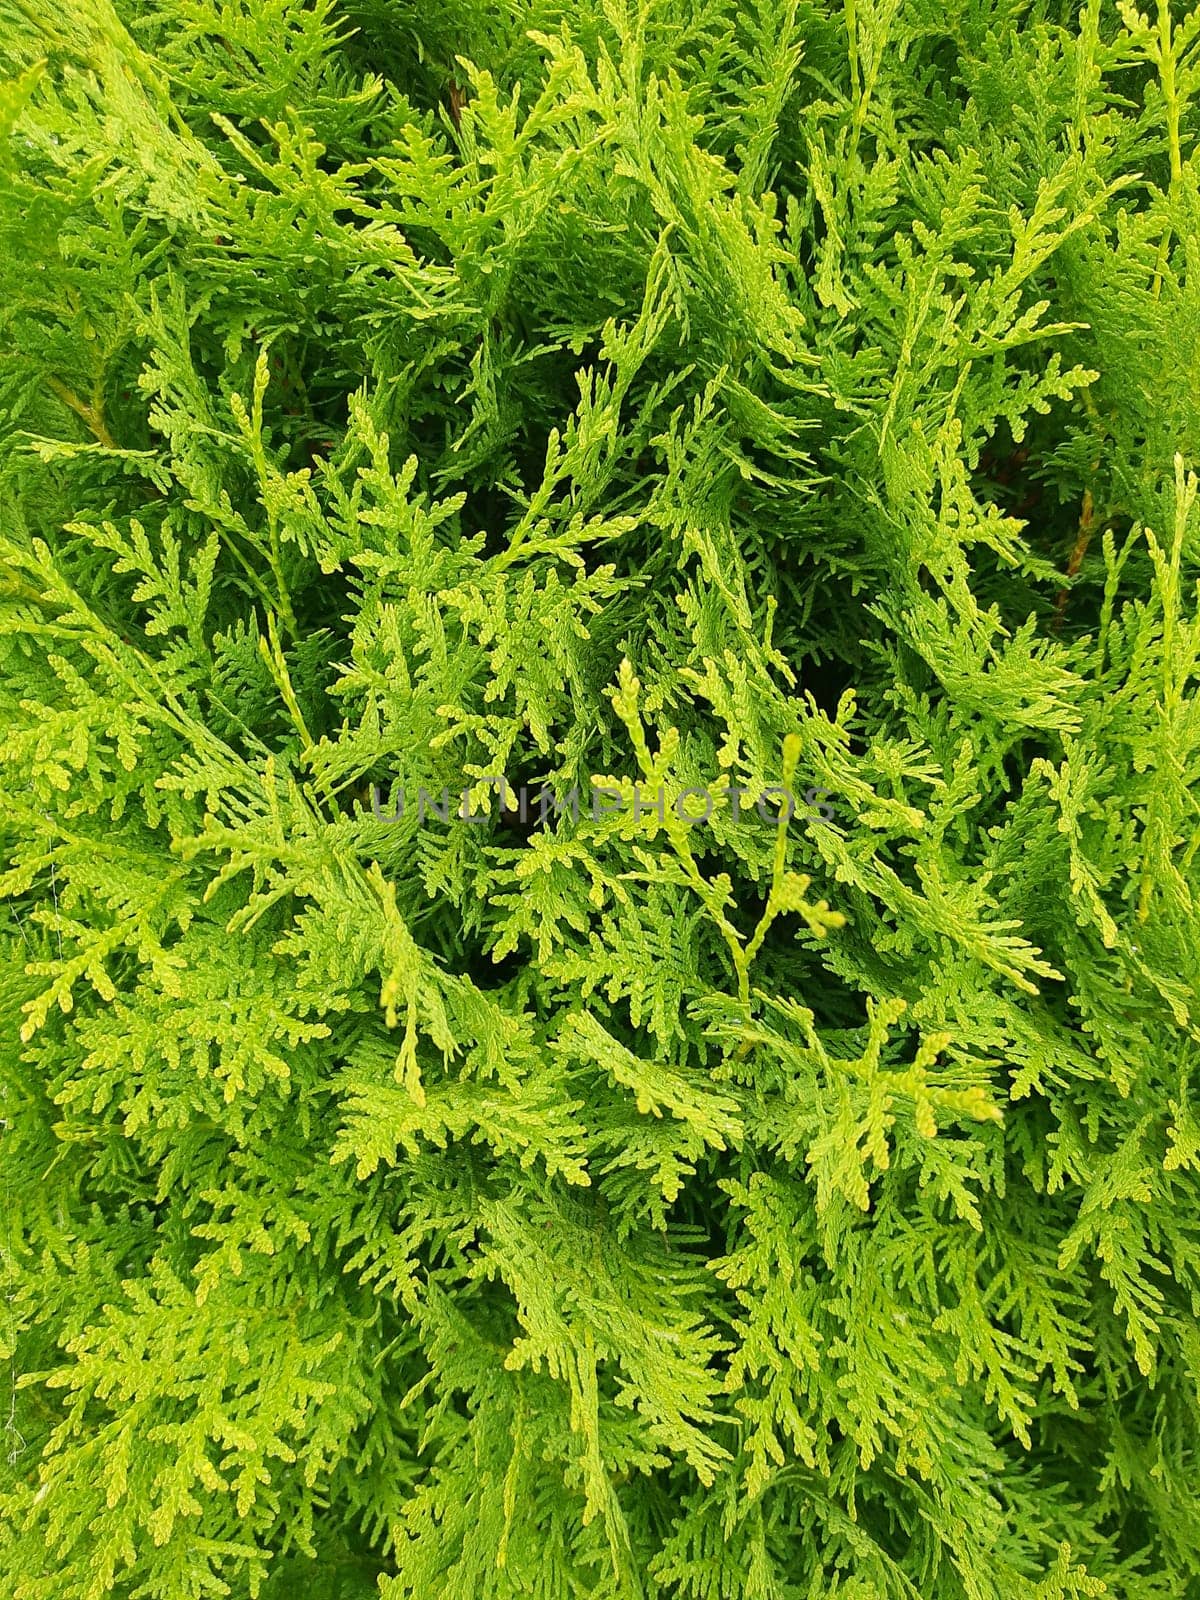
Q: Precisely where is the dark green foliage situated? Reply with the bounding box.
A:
[2,0,1200,1594]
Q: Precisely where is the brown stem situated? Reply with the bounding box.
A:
[1052,474,1099,631]
[45,375,117,450]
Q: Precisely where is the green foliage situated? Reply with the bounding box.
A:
[2,0,1200,1594]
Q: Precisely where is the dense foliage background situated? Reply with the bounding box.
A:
[2,0,1200,1595]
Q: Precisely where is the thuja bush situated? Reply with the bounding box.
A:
[2,0,1200,1594]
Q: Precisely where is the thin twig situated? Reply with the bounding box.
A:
[45,375,117,451]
